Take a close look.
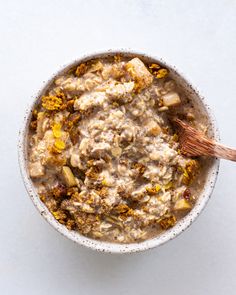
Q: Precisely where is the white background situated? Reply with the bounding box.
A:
[0,0,236,294]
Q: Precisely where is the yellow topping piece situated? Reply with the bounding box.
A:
[146,184,161,194]
[182,160,199,185]
[52,123,62,138]
[101,179,108,186]
[54,139,66,152]
[75,63,87,77]
[164,181,173,190]
[156,68,168,79]
[149,64,168,79]
[155,184,161,193]
[42,95,63,111]
[149,63,161,70]
[172,133,179,142]
[114,54,121,63]
[146,186,156,195]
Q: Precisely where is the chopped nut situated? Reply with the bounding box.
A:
[131,162,146,175]
[146,121,162,136]
[89,60,103,72]
[29,161,45,178]
[111,147,122,157]
[113,204,130,214]
[62,166,77,187]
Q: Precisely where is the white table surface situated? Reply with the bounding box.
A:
[1,0,236,294]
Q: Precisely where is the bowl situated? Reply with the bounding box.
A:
[18,50,220,253]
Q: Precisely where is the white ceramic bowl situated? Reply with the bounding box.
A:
[18,50,220,253]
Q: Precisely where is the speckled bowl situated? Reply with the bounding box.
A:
[18,50,220,253]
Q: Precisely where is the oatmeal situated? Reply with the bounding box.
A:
[28,54,209,243]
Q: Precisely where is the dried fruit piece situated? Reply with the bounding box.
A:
[183,188,191,200]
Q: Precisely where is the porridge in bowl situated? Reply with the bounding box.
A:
[28,54,210,243]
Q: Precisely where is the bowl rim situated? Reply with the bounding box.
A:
[18,49,220,254]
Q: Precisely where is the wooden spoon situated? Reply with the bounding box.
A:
[172,118,236,161]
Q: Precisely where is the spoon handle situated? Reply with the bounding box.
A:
[213,143,236,161]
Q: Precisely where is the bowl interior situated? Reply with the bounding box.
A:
[18,50,219,253]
